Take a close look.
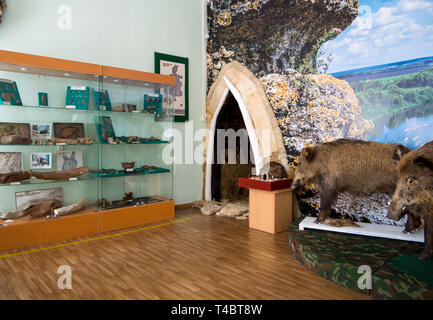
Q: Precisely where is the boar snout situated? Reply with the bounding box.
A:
[386,200,408,221]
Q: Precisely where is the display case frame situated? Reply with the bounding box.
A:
[0,50,176,252]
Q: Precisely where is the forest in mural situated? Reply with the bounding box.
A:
[324,0,433,150]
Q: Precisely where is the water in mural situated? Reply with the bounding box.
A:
[324,0,433,150]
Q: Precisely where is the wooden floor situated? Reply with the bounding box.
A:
[0,208,369,300]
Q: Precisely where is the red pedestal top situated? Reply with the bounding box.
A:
[238,177,294,191]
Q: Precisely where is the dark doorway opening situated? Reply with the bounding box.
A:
[211,92,254,201]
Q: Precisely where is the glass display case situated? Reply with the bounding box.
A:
[0,50,175,251]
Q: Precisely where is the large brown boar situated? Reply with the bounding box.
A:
[291,139,416,228]
[388,141,433,259]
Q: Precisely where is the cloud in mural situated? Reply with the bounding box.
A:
[323,0,433,73]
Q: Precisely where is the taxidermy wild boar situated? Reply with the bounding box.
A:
[291,139,417,228]
[388,141,433,259]
[263,161,288,180]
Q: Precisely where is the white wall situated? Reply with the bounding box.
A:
[0,0,206,205]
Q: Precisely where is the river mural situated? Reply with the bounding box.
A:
[326,0,433,151]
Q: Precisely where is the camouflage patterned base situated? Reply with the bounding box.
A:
[288,219,433,299]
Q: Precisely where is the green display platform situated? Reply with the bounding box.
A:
[288,219,433,300]
[393,255,433,288]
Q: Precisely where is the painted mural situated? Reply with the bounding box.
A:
[207,0,433,225]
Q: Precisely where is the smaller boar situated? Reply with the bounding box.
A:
[388,141,433,259]
[265,161,288,180]
[291,139,415,227]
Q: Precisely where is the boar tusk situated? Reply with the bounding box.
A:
[387,201,391,206]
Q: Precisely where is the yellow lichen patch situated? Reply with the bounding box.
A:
[252,0,260,10]
[217,11,232,26]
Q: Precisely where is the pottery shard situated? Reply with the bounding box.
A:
[200,203,222,216]
[218,202,249,217]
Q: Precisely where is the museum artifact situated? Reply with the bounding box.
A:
[31,123,51,140]
[101,195,162,210]
[30,166,90,181]
[53,199,87,217]
[0,152,22,174]
[97,116,116,143]
[143,94,162,114]
[291,139,420,231]
[113,103,137,113]
[57,150,83,171]
[0,122,30,141]
[0,171,31,184]
[121,162,135,170]
[30,152,52,169]
[65,86,90,110]
[15,187,63,210]
[53,123,85,140]
[0,200,62,220]
[44,137,93,145]
[92,88,111,111]
[0,79,22,106]
[388,141,433,259]
[0,1,6,24]
[38,92,48,106]
[0,135,32,145]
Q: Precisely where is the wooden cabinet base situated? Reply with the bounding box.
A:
[0,208,100,252]
[0,197,175,252]
[249,188,293,234]
[100,197,174,233]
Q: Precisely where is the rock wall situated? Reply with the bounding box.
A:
[207,0,358,85]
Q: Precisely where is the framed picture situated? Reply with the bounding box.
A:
[31,123,52,140]
[56,150,83,171]
[155,52,189,122]
[30,152,52,169]
[15,188,63,211]
[0,152,22,174]
[97,116,116,143]
[92,88,112,111]
[65,86,90,110]
[0,79,23,106]
[38,92,48,106]
[53,123,85,139]
[0,122,30,141]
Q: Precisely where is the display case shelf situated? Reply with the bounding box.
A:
[0,50,175,252]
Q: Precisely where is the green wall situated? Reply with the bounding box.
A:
[0,0,206,205]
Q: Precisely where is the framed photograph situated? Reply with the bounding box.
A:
[0,122,30,141]
[31,123,52,140]
[56,150,83,171]
[15,188,63,211]
[38,92,48,106]
[97,116,116,143]
[155,52,189,122]
[30,152,52,169]
[53,123,85,139]
[0,152,22,174]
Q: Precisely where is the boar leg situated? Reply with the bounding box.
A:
[420,215,433,260]
[315,187,337,224]
[404,214,422,234]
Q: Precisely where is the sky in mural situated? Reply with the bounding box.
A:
[323,0,433,73]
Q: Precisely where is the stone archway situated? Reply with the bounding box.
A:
[204,62,288,201]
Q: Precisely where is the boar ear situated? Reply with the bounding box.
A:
[414,156,433,171]
[304,147,315,162]
[393,145,411,162]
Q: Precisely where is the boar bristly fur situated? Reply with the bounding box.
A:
[292,139,413,226]
[389,141,433,259]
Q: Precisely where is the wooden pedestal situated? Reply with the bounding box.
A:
[249,188,293,234]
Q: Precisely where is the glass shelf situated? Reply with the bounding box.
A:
[0,173,97,187]
[0,104,161,118]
